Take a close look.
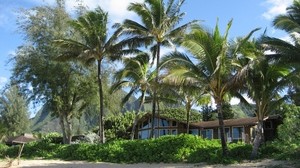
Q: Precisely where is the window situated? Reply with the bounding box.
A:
[138,130,149,139]
[170,129,177,135]
[171,121,177,126]
[189,129,199,135]
[140,120,150,129]
[159,129,169,136]
[154,129,159,138]
[232,127,244,140]
[160,119,169,127]
[201,129,213,139]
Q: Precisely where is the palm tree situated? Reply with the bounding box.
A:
[161,74,208,133]
[245,1,300,157]
[119,0,197,138]
[161,21,259,156]
[273,0,300,36]
[54,7,128,143]
[111,52,155,140]
[261,1,300,107]
[234,38,292,158]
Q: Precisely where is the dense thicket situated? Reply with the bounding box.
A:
[0,135,251,164]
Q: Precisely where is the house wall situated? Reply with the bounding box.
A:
[201,125,255,143]
[134,115,281,143]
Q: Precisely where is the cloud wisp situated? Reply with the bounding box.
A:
[261,0,293,20]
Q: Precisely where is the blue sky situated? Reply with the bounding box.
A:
[0,0,293,90]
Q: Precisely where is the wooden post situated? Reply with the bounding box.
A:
[17,143,25,165]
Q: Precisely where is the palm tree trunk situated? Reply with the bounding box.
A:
[150,42,161,138]
[130,92,145,140]
[216,100,228,156]
[97,60,105,143]
[186,102,191,134]
[157,99,160,136]
[250,119,264,159]
[150,92,156,138]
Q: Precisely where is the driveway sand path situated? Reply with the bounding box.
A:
[0,159,298,168]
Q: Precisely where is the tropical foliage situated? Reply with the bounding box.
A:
[2,0,300,162]
[161,21,259,155]
[0,85,30,138]
[1,134,252,164]
[118,0,197,138]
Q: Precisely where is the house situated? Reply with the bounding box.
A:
[134,113,282,143]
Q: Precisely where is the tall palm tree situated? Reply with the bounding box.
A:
[111,52,155,140]
[119,0,197,138]
[161,21,259,156]
[234,38,293,158]
[54,7,128,143]
[262,1,300,107]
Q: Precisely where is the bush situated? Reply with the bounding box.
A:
[0,143,8,157]
[259,104,300,161]
[2,134,253,164]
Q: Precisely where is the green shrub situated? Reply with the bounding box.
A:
[1,134,254,164]
[2,145,19,158]
[0,143,8,157]
[259,104,300,161]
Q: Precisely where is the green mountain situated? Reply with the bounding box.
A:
[30,90,140,133]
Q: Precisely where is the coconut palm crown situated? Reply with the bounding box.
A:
[161,21,259,156]
[118,0,198,138]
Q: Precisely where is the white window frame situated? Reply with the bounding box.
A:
[232,126,244,140]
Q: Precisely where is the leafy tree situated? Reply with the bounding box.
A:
[12,0,97,144]
[111,52,155,140]
[220,102,234,120]
[161,21,259,155]
[159,108,202,122]
[54,7,132,143]
[201,105,214,121]
[104,111,137,142]
[119,0,197,138]
[0,85,30,137]
[277,104,300,145]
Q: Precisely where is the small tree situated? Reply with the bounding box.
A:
[201,105,214,121]
[0,85,30,137]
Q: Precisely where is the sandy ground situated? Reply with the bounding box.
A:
[0,159,298,168]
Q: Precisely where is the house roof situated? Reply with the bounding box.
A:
[6,133,36,144]
[191,117,258,128]
[136,113,282,129]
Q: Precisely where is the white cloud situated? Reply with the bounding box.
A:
[262,0,293,20]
